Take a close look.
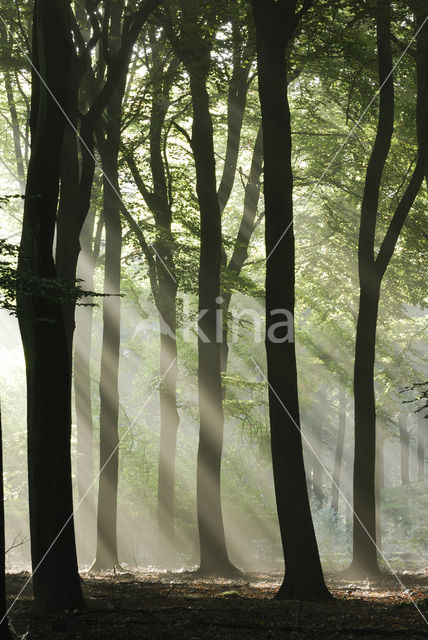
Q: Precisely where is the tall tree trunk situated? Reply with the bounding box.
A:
[92,66,126,573]
[157,302,179,564]
[252,0,331,600]
[148,36,180,566]
[0,402,12,638]
[189,66,237,576]
[350,1,395,577]
[350,3,428,577]
[92,0,128,570]
[417,411,426,481]
[331,387,346,513]
[74,208,99,563]
[398,413,410,485]
[16,0,83,612]
[352,280,382,575]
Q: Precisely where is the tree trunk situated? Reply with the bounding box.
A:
[375,425,384,553]
[312,414,324,507]
[351,280,382,576]
[331,387,346,513]
[92,70,126,570]
[221,125,263,374]
[252,0,331,600]
[349,1,393,578]
[398,413,410,485]
[0,402,12,638]
[417,411,426,481]
[16,0,83,612]
[4,71,26,194]
[189,66,237,576]
[74,208,98,564]
[156,285,179,565]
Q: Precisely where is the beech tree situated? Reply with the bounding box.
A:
[349,1,428,577]
[164,0,240,576]
[251,0,332,599]
[17,0,84,611]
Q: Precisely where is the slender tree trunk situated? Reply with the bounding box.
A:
[4,71,26,194]
[375,425,384,553]
[217,18,254,213]
[331,387,346,513]
[149,39,180,566]
[398,413,410,485]
[252,0,331,600]
[417,411,426,481]
[156,282,179,565]
[92,84,125,570]
[349,3,428,576]
[16,0,83,612]
[312,414,324,507]
[352,280,382,576]
[350,2,394,578]
[91,1,128,569]
[74,209,98,564]
[0,402,12,638]
[221,125,263,373]
[189,66,237,576]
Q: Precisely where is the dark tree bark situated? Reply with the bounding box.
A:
[190,65,237,576]
[251,0,331,600]
[16,0,84,612]
[92,1,127,571]
[331,387,346,513]
[349,3,428,577]
[398,413,410,485]
[0,402,12,638]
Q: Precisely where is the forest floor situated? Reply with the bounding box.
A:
[5,569,428,639]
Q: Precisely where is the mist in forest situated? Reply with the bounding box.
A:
[1,287,425,574]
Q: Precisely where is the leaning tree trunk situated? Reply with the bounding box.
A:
[221,125,263,374]
[16,0,83,612]
[252,0,331,600]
